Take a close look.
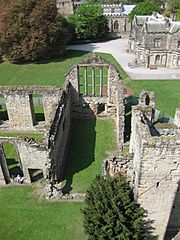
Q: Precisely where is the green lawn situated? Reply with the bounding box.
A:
[0,186,86,240]
[0,132,44,141]
[0,51,89,87]
[62,119,116,193]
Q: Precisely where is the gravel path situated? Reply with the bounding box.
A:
[68,38,180,80]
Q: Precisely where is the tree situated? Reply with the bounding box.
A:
[0,0,71,63]
[82,175,147,240]
[68,4,108,40]
[128,0,161,22]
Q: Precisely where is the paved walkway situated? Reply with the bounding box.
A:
[68,38,180,80]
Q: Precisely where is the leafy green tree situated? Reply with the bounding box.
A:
[68,4,108,40]
[0,0,71,63]
[128,0,161,22]
[82,175,147,240]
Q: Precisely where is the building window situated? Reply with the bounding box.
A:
[155,55,160,65]
[154,38,161,48]
[173,56,177,65]
[178,41,180,49]
[111,8,115,13]
[114,21,119,31]
[177,56,180,65]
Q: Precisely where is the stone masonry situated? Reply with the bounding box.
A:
[129,91,180,239]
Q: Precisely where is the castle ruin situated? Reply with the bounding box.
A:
[0,54,180,239]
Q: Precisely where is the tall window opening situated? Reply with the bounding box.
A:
[0,94,9,124]
[30,94,45,125]
[79,66,108,96]
[2,142,23,179]
[114,21,119,31]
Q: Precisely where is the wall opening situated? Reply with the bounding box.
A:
[114,21,119,31]
[2,142,23,179]
[30,94,45,125]
[0,94,9,124]
[155,55,160,65]
[79,66,108,96]
[97,103,106,114]
[145,95,150,105]
[28,168,44,182]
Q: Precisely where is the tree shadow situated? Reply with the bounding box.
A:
[61,118,96,194]
[164,180,180,240]
[34,50,89,65]
[141,209,158,240]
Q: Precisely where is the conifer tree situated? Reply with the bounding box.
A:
[83,175,147,240]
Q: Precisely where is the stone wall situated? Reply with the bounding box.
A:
[48,85,72,183]
[0,86,62,130]
[129,92,180,239]
[65,54,124,147]
[0,138,49,184]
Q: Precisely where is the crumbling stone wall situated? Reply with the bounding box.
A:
[130,92,180,239]
[0,138,50,184]
[0,86,62,130]
[48,84,71,183]
[66,54,124,147]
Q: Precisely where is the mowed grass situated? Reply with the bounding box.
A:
[0,51,89,87]
[0,132,44,141]
[62,119,116,193]
[0,186,86,240]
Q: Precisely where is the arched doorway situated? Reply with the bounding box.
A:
[155,55,161,66]
[114,21,119,32]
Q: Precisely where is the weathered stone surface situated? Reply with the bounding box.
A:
[129,91,180,239]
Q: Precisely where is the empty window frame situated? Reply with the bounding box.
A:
[114,21,119,31]
[0,94,9,123]
[178,41,180,49]
[79,66,108,96]
[30,94,45,125]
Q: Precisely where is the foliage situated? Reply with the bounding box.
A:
[0,0,71,63]
[176,8,180,20]
[68,4,108,40]
[83,175,147,240]
[128,0,161,22]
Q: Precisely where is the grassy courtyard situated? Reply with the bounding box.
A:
[0,186,86,240]
[62,119,116,193]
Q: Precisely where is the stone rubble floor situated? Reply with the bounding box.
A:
[68,38,180,80]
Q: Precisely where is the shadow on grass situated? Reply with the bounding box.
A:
[61,118,96,193]
[35,113,45,122]
[34,50,90,65]
[6,158,23,178]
